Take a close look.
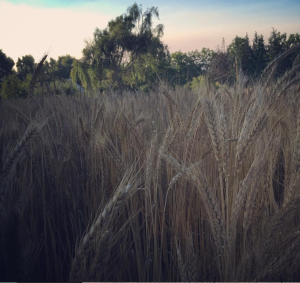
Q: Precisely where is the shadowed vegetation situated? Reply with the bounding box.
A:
[1,45,300,281]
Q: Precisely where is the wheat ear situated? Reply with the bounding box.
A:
[87,230,113,281]
[264,191,300,261]
[256,230,300,281]
[261,45,300,90]
[185,233,198,281]
[275,62,300,93]
[277,73,300,99]
[162,89,184,127]
[0,115,53,210]
[219,110,229,178]
[69,182,135,281]
[283,110,300,207]
[29,54,48,95]
[235,113,268,173]
[203,99,223,166]
[161,151,226,249]
[94,131,125,177]
[5,102,30,123]
[228,153,268,272]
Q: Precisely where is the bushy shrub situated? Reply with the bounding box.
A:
[0,73,30,98]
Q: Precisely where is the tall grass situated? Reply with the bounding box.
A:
[1,49,300,281]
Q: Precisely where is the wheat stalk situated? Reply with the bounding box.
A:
[175,236,188,282]
[87,230,113,281]
[185,233,198,281]
[0,114,53,211]
[203,99,223,166]
[161,87,184,127]
[29,54,48,95]
[69,173,137,281]
[228,151,268,275]
[261,45,300,90]
[256,230,300,281]
[235,113,268,173]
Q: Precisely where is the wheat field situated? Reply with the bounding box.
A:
[1,49,300,281]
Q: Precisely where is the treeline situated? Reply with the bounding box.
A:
[0,3,300,98]
[0,52,78,98]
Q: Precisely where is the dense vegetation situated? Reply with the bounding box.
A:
[1,2,300,282]
[1,44,300,281]
[0,3,300,97]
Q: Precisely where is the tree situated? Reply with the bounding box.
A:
[16,55,35,80]
[0,49,14,83]
[169,49,212,87]
[228,34,254,80]
[195,48,214,72]
[71,2,168,92]
[122,46,170,92]
[170,51,190,85]
[252,32,268,77]
[268,28,287,61]
[268,28,300,77]
[209,50,234,85]
[55,55,75,80]
[286,33,300,48]
[0,73,28,98]
[28,55,76,95]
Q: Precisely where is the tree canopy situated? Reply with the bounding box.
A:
[0,49,14,83]
[71,2,169,92]
[16,55,35,80]
[1,20,299,98]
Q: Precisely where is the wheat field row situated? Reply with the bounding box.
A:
[1,56,300,281]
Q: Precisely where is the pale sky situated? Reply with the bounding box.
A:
[0,0,299,64]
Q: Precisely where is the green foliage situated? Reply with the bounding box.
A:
[268,28,300,77]
[123,48,171,93]
[184,75,221,92]
[71,2,169,92]
[34,55,77,95]
[184,75,206,91]
[169,48,213,87]
[0,49,14,83]
[2,25,300,98]
[252,32,268,77]
[286,32,300,47]
[0,73,30,98]
[194,48,214,71]
[46,55,74,81]
[217,29,300,82]
[209,51,234,84]
[268,28,287,61]
[228,34,254,79]
[70,59,93,91]
[16,55,35,80]
[53,78,81,95]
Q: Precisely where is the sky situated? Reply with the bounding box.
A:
[0,0,300,64]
